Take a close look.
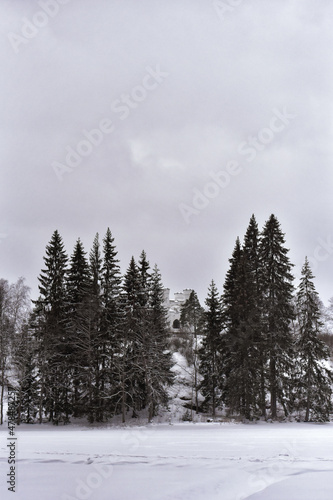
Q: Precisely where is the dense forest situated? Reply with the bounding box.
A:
[1,214,332,425]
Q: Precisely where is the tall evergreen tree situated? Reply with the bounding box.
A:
[121,256,143,420]
[124,253,155,416]
[85,233,104,422]
[98,228,122,420]
[37,230,68,321]
[119,255,174,422]
[138,250,151,307]
[222,237,259,419]
[29,300,47,424]
[90,233,102,300]
[66,239,91,309]
[144,265,174,421]
[243,215,266,417]
[33,230,69,424]
[295,258,332,421]
[199,280,223,417]
[221,238,242,414]
[69,295,102,423]
[65,238,91,418]
[259,215,295,419]
[222,237,243,332]
[133,250,152,412]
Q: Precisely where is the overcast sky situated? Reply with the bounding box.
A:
[1,0,333,305]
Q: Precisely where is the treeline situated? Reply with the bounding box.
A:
[0,229,173,424]
[181,214,332,422]
[0,214,332,424]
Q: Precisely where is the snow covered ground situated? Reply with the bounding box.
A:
[0,421,333,499]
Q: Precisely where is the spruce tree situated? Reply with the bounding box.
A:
[35,230,70,424]
[121,256,142,421]
[243,215,266,417]
[295,258,333,421]
[86,233,103,422]
[90,233,102,300]
[222,237,243,331]
[145,265,174,421]
[98,228,122,420]
[120,259,174,422]
[221,238,243,415]
[69,296,102,423]
[65,238,91,418]
[138,250,150,307]
[222,237,260,419]
[259,215,295,419]
[101,229,121,311]
[34,230,69,424]
[123,253,154,417]
[199,280,223,417]
[37,230,68,322]
[30,300,47,423]
[66,239,91,309]
[134,250,152,412]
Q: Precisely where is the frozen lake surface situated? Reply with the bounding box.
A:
[1,421,333,499]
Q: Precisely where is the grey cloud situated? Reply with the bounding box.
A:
[1,0,333,305]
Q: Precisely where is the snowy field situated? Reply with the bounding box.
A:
[1,421,333,500]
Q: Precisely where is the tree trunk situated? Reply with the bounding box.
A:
[270,358,277,419]
[260,354,266,418]
[38,372,45,424]
[121,368,126,424]
[194,329,199,413]
[17,388,21,425]
[0,363,5,425]
[305,371,311,422]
